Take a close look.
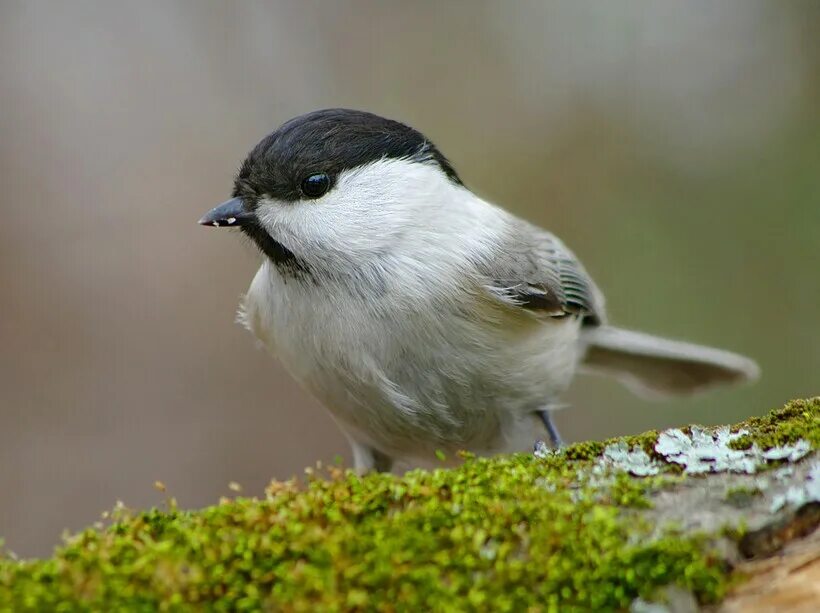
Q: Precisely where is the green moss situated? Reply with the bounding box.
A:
[561,440,606,462]
[728,397,820,451]
[0,398,817,612]
[607,473,654,508]
[724,486,763,508]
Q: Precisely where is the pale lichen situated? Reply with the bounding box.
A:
[654,426,811,476]
[761,439,811,462]
[601,441,661,477]
[769,459,820,512]
[655,426,759,474]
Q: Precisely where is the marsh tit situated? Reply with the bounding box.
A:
[200,109,759,472]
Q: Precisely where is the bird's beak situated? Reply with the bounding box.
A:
[198,197,254,228]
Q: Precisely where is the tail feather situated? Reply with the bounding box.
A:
[580,326,760,398]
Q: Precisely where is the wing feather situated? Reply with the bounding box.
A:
[480,221,604,325]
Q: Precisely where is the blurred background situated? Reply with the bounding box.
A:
[1,0,818,557]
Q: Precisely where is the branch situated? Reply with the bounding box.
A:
[1,398,817,611]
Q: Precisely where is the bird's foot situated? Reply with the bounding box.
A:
[536,409,564,449]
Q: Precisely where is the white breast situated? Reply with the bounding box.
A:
[240,257,582,463]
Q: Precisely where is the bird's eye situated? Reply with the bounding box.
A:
[300,173,331,198]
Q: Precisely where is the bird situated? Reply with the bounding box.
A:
[199,109,759,473]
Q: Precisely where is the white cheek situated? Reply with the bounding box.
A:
[253,158,505,266]
[254,160,422,252]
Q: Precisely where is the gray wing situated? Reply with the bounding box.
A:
[481,222,605,326]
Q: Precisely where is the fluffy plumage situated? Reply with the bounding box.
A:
[203,109,759,472]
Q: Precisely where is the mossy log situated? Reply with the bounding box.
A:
[1,398,818,612]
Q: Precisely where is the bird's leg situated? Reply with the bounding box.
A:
[536,409,564,449]
[349,439,395,474]
[371,448,394,473]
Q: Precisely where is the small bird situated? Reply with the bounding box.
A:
[200,109,759,472]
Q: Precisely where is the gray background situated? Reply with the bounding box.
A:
[1,1,818,557]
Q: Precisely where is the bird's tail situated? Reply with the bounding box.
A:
[579,326,759,398]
